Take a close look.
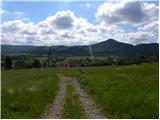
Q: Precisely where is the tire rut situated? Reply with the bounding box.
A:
[60,74,105,119]
[44,74,67,119]
[44,73,106,119]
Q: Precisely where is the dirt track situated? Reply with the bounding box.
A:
[44,73,105,119]
[44,74,67,119]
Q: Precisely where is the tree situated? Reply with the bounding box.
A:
[32,59,41,68]
[4,56,13,69]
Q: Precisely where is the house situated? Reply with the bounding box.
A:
[42,60,48,68]
[55,60,81,67]
[14,60,26,69]
[55,60,70,67]
[69,60,81,67]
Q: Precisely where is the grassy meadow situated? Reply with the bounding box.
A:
[1,68,59,118]
[1,63,159,119]
[57,63,159,119]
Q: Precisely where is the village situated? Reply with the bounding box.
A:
[1,47,158,70]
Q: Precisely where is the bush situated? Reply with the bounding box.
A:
[32,59,41,68]
[4,56,13,69]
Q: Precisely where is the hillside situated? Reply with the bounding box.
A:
[1,39,159,57]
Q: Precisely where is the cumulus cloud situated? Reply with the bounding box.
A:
[1,20,37,34]
[39,10,78,30]
[138,21,159,31]
[1,1,159,46]
[113,31,158,44]
[96,0,158,25]
[1,10,102,46]
[98,22,125,34]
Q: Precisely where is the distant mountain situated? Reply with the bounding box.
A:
[91,39,135,56]
[134,43,159,56]
[1,39,159,57]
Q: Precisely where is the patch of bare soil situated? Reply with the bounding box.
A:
[43,74,68,119]
[70,78,105,118]
[28,85,39,92]
[60,74,105,119]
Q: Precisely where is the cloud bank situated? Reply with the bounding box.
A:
[1,1,159,46]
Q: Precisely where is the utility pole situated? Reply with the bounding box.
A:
[48,47,51,67]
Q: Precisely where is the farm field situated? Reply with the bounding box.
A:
[1,63,159,119]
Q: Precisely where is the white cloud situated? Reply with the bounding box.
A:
[1,1,159,46]
[1,10,103,46]
[97,22,125,34]
[113,31,158,44]
[138,21,158,31]
[0,8,5,15]
[144,2,159,21]
[1,20,37,34]
[96,1,158,25]
[39,10,78,30]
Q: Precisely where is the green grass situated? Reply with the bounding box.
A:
[58,63,159,119]
[66,56,108,60]
[1,68,59,119]
[62,84,85,119]
[2,63,159,119]
[36,56,48,62]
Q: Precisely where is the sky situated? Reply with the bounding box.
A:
[0,0,159,46]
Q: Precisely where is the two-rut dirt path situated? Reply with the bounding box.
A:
[44,73,105,119]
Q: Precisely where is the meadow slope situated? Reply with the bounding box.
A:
[57,63,159,119]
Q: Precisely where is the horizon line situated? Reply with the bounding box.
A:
[1,39,158,47]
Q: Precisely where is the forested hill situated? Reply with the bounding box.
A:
[1,39,159,57]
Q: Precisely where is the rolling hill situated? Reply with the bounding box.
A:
[1,39,159,57]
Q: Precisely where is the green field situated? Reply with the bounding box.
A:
[66,56,108,60]
[1,68,59,118]
[57,63,159,119]
[1,63,159,119]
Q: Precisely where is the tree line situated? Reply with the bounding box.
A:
[1,55,158,70]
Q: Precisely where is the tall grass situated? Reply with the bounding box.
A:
[1,68,59,118]
[2,63,158,118]
[58,63,159,119]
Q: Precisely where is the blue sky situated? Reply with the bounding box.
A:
[2,1,103,23]
[2,1,158,23]
[1,0,159,46]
